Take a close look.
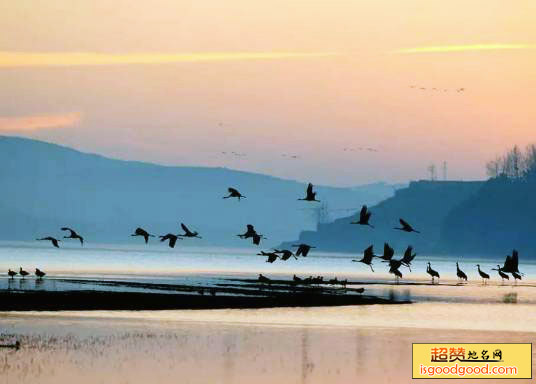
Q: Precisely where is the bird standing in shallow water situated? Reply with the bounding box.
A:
[8,269,16,279]
[298,183,320,202]
[19,267,29,279]
[476,264,490,284]
[426,262,440,284]
[394,218,420,233]
[492,265,509,284]
[35,268,46,279]
[456,262,468,282]
[61,227,84,245]
[351,205,374,228]
[36,236,61,248]
[352,245,375,272]
[131,227,154,244]
[223,187,246,201]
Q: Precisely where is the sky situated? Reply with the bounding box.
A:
[0,0,535,186]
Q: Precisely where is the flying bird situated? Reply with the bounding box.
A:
[61,227,84,245]
[238,225,265,245]
[257,251,279,263]
[35,268,46,279]
[426,262,440,284]
[159,233,181,248]
[350,205,374,228]
[223,187,246,201]
[394,218,420,233]
[389,266,403,283]
[292,243,315,257]
[274,249,297,261]
[36,236,61,248]
[456,262,468,282]
[131,227,155,244]
[298,183,320,202]
[476,264,490,284]
[377,243,395,261]
[400,246,416,271]
[179,223,202,239]
[352,245,375,272]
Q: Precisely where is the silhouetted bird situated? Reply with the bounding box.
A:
[394,219,420,233]
[223,187,246,201]
[293,274,303,283]
[400,246,416,271]
[389,266,403,283]
[456,262,468,282]
[238,225,265,245]
[355,287,365,294]
[7,269,16,279]
[258,251,278,263]
[179,223,202,239]
[351,205,374,228]
[258,274,271,283]
[352,245,375,272]
[501,250,524,276]
[61,227,84,245]
[426,262,440,284]
[298,183,320,202]
[292,243,315,257]
[377,243,395,261]
[274,249,297,261]
[476,264,490,284]
[35,268,46,279]
[131,227,154,244]
[512,272,522,283]
[492,265,509,283]
[19,267,29,279]
[36,236,61,248]
[159,233,181,248]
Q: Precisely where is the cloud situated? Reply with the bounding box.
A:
[0,51,338,68]
[0,112,81,132]
[394,43,536,54]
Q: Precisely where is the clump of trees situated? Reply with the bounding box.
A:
[486,144,536,179]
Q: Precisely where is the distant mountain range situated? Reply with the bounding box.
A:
[0,136,401,246]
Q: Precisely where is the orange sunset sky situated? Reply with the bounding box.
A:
[1,0,535,185]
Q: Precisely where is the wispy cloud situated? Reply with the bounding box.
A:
[0,51,338,68]
[0,112,81,132]
[395,43,536,54]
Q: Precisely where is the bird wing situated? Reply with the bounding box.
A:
[253,234,261,245]
[181,223,191,234]
[169,236,177,248]
[228,187,239,195]
[307,183,313,195]
[360,205,367,220]
[61,227,75,236]
[135,227,146,236]
[399,218,411,229]
[512,250,519,271]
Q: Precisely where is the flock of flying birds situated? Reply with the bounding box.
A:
[6,183,525,285]
[409,85,465,92]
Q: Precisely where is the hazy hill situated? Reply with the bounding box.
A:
[440,176,536,256]
[281,180,484,254]
[0,136,398,246]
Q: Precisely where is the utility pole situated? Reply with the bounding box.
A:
[427,164,436,181]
